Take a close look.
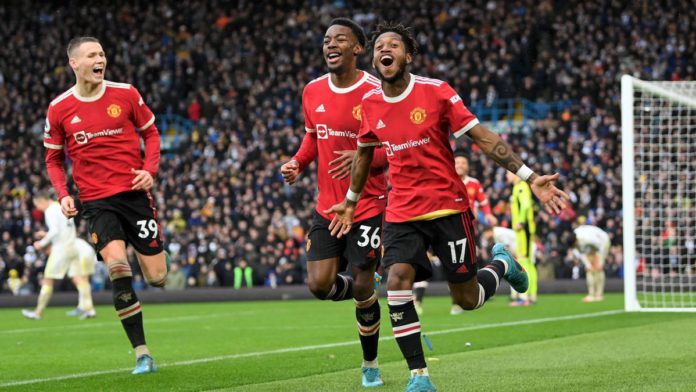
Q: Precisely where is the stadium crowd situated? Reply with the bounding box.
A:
[1,0,694,293]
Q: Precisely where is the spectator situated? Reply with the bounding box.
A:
[233,259,253,289]
[166,263,186,290]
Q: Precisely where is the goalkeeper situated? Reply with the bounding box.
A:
[507,171,537,305]
[571,225,610,302]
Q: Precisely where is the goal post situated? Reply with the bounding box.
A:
[621,75,696,312]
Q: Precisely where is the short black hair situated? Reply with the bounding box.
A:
[453,150,468,159]
[370,21,418,55]
[67,36,100,58]
[329,18,366,48]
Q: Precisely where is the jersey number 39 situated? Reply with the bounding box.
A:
[136,219,159,239]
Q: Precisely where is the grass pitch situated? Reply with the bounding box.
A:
[1,293,694,391]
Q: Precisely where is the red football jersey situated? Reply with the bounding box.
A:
[463,176,492,216]
[296,71,387,222]
[358,74,479,222]
[44,81,160,202]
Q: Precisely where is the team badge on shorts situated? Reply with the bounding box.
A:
[91,232,99,244]
[410,107,427,124]
[306,239,312,252]
[107,104,122,118]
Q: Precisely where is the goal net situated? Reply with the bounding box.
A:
[621,75,696,312]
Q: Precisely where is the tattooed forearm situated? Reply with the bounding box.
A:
[489,140,523,174]
[468,124,530,177]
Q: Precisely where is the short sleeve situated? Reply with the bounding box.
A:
[301,87,315,133]
[357,103,381,147]
[130,86,156,131]
[440,83,479,138]
[43,105,64,150]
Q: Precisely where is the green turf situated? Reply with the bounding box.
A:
[1,293,694,391]
[637,290,696,309]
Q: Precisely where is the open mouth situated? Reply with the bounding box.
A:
[93,65,104,76]
[327,52,341,64]
[380,55,394,67]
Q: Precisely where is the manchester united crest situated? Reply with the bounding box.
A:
[352,105,362,121]
[107,104,122,118]
[410,107,426,124]
[91,232,99,244]
[306,239,312,252]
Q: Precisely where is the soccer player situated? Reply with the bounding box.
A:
[43,37,167,375]
[67,237,99,317]
[326,22,569,391]
[507,170,537,306]
[571,225,610,302]
[416,152,500,316]
[21,191,96,320]
[454,151,497,227]
[279,18,387,387]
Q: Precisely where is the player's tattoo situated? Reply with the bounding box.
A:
[490,140,523,174]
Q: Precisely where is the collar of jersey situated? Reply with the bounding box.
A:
[72,81,107,102]
[328,71,370,94]
[382,73,415,103]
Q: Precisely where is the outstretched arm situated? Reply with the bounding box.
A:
[324,145,375,237]
[468,124,570,214]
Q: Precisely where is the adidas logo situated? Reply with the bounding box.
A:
[70,115,82,124]
[376,119,386,129]
[366,249,376,259]
[316,104,326,112]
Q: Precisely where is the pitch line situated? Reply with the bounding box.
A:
[0,309,623,388]
[1,311,260,335]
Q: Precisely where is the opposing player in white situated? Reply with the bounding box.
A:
[22,192,97,320]
[482,227,518,257]
[572,225,610,302]
[65,238,98,318]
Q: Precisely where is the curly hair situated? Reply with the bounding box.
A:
[369,22,418,55]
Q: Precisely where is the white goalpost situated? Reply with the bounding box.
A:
[621,75,696,312]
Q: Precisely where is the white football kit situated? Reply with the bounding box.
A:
[40,202,94,278]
